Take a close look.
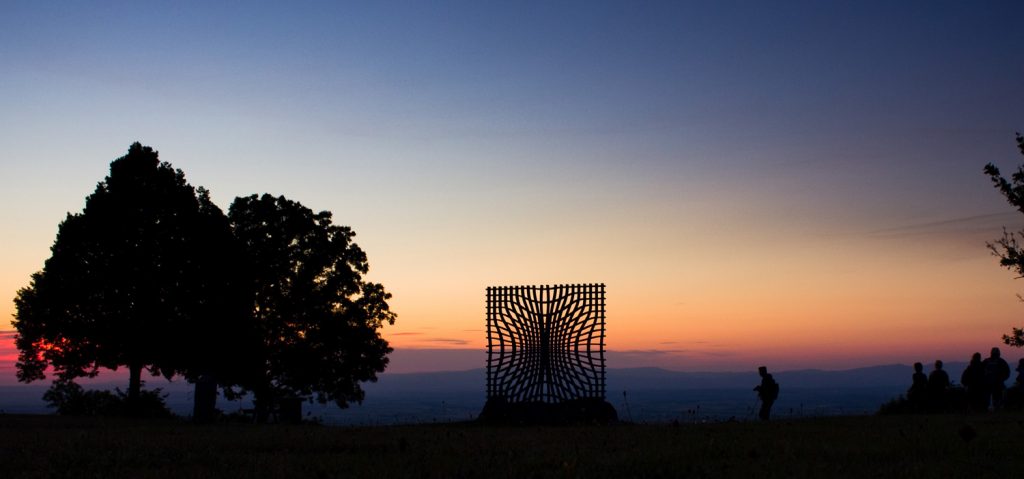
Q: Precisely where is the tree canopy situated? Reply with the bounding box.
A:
[14,143,396,415]
[229,194,395,409]
[14,143,256,401]
[983,132,1024,347]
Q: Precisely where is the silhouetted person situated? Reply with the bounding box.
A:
[927,360,950,393]
[983,347,1011,410]
[908,362,928,408]
[753,366,779,421]
[961,352,987,412]
[1006,358,1024,411]
[927,360,950,411]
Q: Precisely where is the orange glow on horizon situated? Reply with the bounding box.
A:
[5,143,1024,378]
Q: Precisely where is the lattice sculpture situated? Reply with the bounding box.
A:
[486,283,606,403]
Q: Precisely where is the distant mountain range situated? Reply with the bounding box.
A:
[364,362,967,393]
[0,363,965,423]
[322,363,966,423]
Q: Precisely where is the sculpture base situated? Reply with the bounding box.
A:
[478,397,618,425]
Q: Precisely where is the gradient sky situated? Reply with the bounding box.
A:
[2,1,1024,382]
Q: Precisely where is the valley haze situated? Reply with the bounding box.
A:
[0,349,980,425]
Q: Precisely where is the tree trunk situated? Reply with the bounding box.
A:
[128,363,142,404]
[193,373,218,423]
[254,390,271,424]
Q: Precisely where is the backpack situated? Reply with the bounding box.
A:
[762,377,780,401]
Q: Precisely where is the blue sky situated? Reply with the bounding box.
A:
[2,1,1024,376]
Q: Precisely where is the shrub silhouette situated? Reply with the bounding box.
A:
[43,380,172,418]
[878,386,969,415]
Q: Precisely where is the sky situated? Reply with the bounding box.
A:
[2,1,1024,384]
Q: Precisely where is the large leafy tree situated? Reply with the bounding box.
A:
[13,143,253,402]
[984,132,1024,347]
[228,194,395,410]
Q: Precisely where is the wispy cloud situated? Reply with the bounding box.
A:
[617,349,689,356]
[424,338,470,346]
[612,348,737,360]
[867,212,1020,239]
[658,340,710,346]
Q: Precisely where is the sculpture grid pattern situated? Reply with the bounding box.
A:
[486,283,606,403]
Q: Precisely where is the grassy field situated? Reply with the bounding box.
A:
[1,413,1021,478]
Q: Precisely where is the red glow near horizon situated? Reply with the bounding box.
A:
[0,332,16,361]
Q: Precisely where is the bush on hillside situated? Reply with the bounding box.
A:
[878,386,968,415]
[43,380,173,418]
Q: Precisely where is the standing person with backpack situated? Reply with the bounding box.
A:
[753,366,779,421]
[983,347,1011,410]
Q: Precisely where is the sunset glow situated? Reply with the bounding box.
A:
[2,1,1024,385]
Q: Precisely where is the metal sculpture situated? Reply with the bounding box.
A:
[486,283,606,403]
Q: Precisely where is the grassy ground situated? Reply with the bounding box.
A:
[1,413,1021,478]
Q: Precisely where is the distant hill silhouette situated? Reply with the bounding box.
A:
[357,363,970,394]
[1,363,972,423]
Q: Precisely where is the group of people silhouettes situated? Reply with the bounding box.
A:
[751,350,1024,422]
[908,347,1024,412]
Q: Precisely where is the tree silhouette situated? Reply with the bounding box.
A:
[13,143,253,404]
[984,132,1024,347]
[228,194,395,413]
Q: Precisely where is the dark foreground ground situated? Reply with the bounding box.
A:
[1,413,1021,478]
